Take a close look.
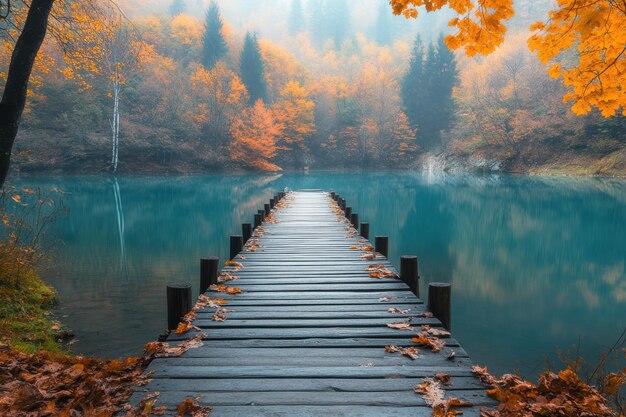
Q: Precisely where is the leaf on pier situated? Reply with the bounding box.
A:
[414,378,472,416]
[360,252,378,260]
[366,264,399,279]
[421,325,451,338]
[175,396,212,416]
[350,245,358,250]
[361,245,374,251]
[224,260,244,269]
[387,318,414,330]
[147,334,207,358]
[379,296,395,302]
[217,273,239,283]
[174,322,193,335]
[388,308,410,314]
[412,335,446,353]
[435,372,453,386]
[418,312,434,318]
[385,345,419,360]
[209,284,242,294]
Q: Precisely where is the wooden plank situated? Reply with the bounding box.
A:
[141,376,482,392]
[148,365,476,379]
[129,390,495,406]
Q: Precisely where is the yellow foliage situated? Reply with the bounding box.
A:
[170,14,202,47]
[229,100,283,171]
[390,0,625,117]
[528,1,626,117]
[272,81,315,152]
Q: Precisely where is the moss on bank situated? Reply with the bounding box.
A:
[0,269,65,354]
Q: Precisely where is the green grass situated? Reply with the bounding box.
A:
[0,269,65,354]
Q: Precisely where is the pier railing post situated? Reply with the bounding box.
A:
[345,206,352,220]
[264,204,271,216]
[360,223,369,240]
[258,209,265,221]
[167,283,192,330]
[350,213,359,227]
[428,283,451,331]
[401,256,419,297]
[375,236,389,258]
[270,198,275,209]
[254,214,262,229]
[242,223,252,244]
[330,191,336,200]
[230,235,243,260]
[200,257,219,294]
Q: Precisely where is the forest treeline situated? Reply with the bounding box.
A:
[4,0,626,176]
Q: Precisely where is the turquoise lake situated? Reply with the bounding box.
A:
[14,172,626,377]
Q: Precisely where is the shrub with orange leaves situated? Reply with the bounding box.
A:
[473,366,624,417]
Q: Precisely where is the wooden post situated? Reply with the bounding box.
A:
[345,206,352,220]
[340,199,346,211]
[350,213,359,227]
[334,194,339,202]
[270,198,275,209]
[200,257,219,294]
[375,236,388,258]
[401,256,419,297]
[258,209,265,221]
[264,204,271,216]
[167,283,192,330]
[330,191,336,199]
[278,191,284,200]
[254,213,262,229]
[428,283,451,331]
[360,222,369,240]
[242,223,252,244]
[230,235,243,260]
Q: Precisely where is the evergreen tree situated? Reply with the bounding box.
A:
[169,0,186,16]
[288,0,305,36]
[309,0,330,49]
[401,34,425,131]
[329,0,350,48]
[201,1,228,69]
[240,32,267,103]
[401,34,458,149]
[431,34,457,138]
[374,1,393,45]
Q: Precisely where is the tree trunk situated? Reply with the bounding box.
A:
[0,0,55,188]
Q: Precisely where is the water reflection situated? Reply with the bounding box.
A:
[15,172,625,377]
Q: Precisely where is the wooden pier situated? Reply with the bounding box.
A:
[132,190,494,416]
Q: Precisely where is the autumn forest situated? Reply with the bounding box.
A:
[1,1,626,416]
[3,0,625,177]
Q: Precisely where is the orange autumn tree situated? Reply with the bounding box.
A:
[190,61,248,143]
[228,100,283,171]
[273,81,315,168]
[389,0,625,117]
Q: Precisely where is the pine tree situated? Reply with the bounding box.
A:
[288,0,305,36]
[401,33,457,149]
[329,0,350,48]
[374,1,393,45]
[401,34,425,131]
[431,34,457,140]
[240,32,267,103]
[309,0,330,49]
[201,1,228,69]
[169,0,186,16]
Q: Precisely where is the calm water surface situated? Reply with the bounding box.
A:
[15,172,626,377]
